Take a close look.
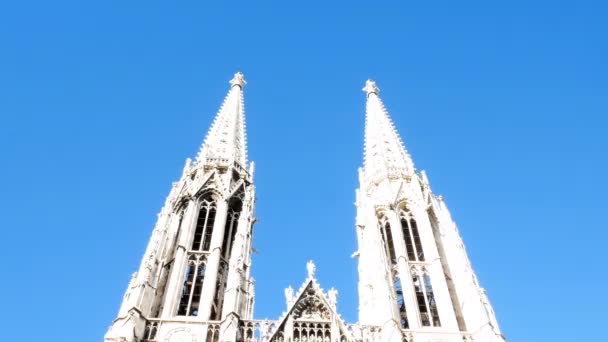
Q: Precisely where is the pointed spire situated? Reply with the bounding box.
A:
[362,79,414,179]
[196,72,248,168]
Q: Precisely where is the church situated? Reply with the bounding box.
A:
[104,72,505,342]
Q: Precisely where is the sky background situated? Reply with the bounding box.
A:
[1,1,607,341]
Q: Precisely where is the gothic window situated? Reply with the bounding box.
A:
[423,271,441,327]
[221,198,243,261]
[210,260,228,320]
[400,210,425,262]
[412,267,441,327]
[379,215,397,266]
[177,255,207,316]
[192,197,217,251]
[143,321,158,340]
[412,268,430,326]
[395,275,409,329]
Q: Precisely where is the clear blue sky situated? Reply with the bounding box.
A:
[1,1,606,341]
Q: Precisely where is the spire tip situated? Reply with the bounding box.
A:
[362,79,379,96]
[230,72,246,88]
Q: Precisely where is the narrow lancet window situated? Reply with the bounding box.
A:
[424,272,441,327]
[410,219,425,261]
[379,216,397,266]
[395,276,409,329]
[412,268,441,327]
[210,260,228,320]
[192,197,217,252]
[221,198,243,261]
[412,269,431,326]
[401,217,416,261]
[400,210,425,262]
[384,221,397,265]
[177,255,206,316]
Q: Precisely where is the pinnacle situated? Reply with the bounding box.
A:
[362,79,379,96]
[195,72,248,168]
[362,79,414,180]
[230,71,246,89]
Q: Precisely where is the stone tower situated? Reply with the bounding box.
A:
[104,75,505,342]
[105,72,256,342]
[354,80,504,342]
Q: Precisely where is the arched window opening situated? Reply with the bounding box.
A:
[410,219,425,261]
[423,272,441,327]
[401,217,416,261]
[222,198,243,261]
[395,276,409,329]
[378,216,397,266]
[412,267,441,327]
[177,255,206,316]
[400,210,425,262]
[412,270,431,327]
[210,260,228,320]
[192,197,217,251]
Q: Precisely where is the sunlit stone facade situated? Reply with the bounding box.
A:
[104,74,504,342]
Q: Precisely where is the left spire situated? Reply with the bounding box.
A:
[195,72,248,168]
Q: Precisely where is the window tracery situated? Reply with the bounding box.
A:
[222,198,243,261]
[399,209,425,262]
[192,196,217,252]
[210,260,228,320]
[378,214,397,266]
[394,274,409,329]
[411,267,441,327]
[177,254,207,316]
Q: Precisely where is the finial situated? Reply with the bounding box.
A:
[327,287,338,308]
[285,286,294,307]
[230,71,246,88]
[362,79,379,96]
[306,260,316,278]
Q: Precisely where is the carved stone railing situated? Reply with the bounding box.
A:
[239,319,280,342]
[343,324,382,342]
[140,318,221,342]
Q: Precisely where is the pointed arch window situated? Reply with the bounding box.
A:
[210,260,228,320]
[221,198,243,261]
[400,210,425,262]
[394,273,409,329]
[177,254,207,316]
[192,197,217,252]
[424,271,441,326]
[412,267,441,327]
[378,215,397,266]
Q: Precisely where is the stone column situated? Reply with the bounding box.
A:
[199,199,229,320]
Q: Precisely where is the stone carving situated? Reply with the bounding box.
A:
[306,260,316,278]
[327,288,338,308]
[285,286,294,307]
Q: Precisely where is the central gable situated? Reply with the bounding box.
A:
[292,283,332,321]
[266,264,353,342]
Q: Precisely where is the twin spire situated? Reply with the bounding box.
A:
[195,73,413,178]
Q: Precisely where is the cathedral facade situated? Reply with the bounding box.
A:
[104,73,505,342]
